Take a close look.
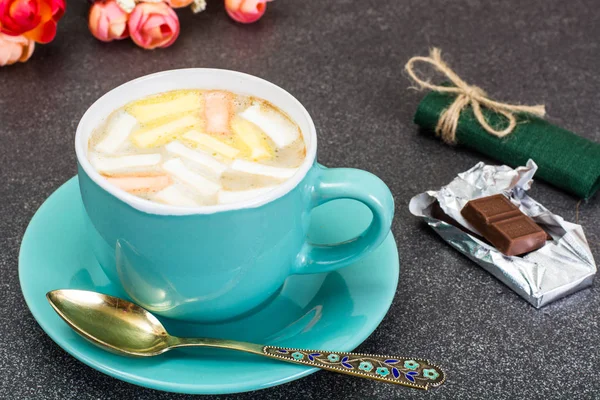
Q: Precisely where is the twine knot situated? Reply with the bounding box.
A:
[405,48,546,144]
[463,86,485,99]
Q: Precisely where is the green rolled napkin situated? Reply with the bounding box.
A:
[414,89,600,199]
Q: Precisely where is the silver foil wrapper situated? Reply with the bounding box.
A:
[409,160,596,308]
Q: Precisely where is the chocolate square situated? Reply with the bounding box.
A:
[488,215,547,256]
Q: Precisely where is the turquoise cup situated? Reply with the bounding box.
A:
[75,69,395,322]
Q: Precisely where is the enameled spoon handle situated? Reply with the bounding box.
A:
[173,338,445,390]
[261,346,445,390]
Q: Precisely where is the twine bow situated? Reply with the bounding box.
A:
[405,48,546,144]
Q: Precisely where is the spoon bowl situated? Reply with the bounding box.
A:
[47,289,172,356]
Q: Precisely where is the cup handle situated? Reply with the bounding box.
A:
[292,166,394,275]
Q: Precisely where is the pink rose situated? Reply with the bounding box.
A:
[88,0,129,42]
[0,32,34,66]
[225,0,271,24]
[128,2,179,50]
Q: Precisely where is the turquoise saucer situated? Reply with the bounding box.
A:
[19,177,400,395]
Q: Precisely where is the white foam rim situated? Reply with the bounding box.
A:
[75,69,317,216]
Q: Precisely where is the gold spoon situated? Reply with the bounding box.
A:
[47,289,445,390]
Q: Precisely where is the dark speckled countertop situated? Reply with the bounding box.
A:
[1,0,600,398]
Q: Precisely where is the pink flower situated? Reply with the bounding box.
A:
[88,0,129,42]
[225,0,271,24]
[0,32,34,66]
[0,0,66,43]
[128,2,179,50]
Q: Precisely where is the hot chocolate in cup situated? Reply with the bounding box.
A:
[76,69,395,322]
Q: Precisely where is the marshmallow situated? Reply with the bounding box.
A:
[95,112,138,154]
[218,186,277,204]
[230,160,298,179]
[128,93,201,123]
[204,91,231,134]
[165,141,228,178]
[162,158,221,197]
[239,105,300,148]
[154,185,198,207]
[132,115,201,148]
[105,174,171,193]
[231,117,271,160]
[92,154,162,173]
[183,130,240,159]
